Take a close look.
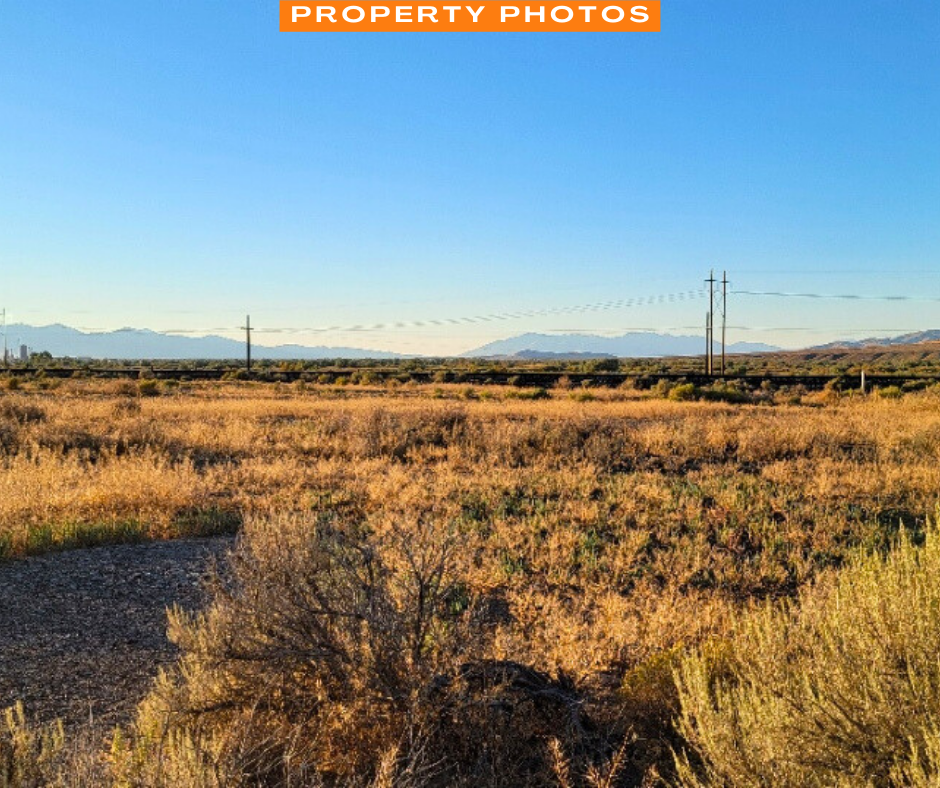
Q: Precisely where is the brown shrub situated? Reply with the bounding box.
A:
[0,398,46,425]
[129,512,628,787]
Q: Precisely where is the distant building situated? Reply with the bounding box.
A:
[19,345,28,362]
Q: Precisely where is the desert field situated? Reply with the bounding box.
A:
[3,377,940,786]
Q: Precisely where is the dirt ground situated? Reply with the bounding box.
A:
[0,537,230,727]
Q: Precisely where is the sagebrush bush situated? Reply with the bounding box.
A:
[0,703,105,788]
[0,399,45,425]
[667,383,697,402]
[674,519,940,787]
[0,703,64,788]
[128,512,616,786]
[878,385,903,399]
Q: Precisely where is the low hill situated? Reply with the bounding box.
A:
[813,330,940,350]
[709,339,940,378]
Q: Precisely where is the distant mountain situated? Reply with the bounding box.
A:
[5,324,402,360]
[464,332,778,359]
[5,323,782,362]
[812,330,940,350]
[509,350,617,361]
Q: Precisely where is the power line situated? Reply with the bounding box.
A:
[734,290,940,303]
[134,289,708,337]
[544,325,939,334]
[723,326,935,334]
[54,285,940,347]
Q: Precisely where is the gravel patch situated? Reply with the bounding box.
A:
[0,537,231,727]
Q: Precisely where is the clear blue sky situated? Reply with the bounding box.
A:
[1,1,938,354]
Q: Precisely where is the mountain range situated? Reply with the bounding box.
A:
[8,322,940,361]
[462,332,779,358]
[5,323,401,360]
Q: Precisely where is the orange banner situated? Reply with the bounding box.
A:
[280,1,660,31]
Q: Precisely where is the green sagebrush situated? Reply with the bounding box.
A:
[674,516,940,788]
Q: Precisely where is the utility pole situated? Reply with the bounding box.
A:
[705,270,716,376]
[705,310,711,375]
[721,271,728,376]
[2,309,7,369]
[241,314,253,375]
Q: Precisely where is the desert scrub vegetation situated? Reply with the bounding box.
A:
[0,702,106,787]
[674,520,940,787]
[5,380,940,783]
[117,512,621,787]
[16,514,940,786]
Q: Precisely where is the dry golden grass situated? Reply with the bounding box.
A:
[3,378,940,785]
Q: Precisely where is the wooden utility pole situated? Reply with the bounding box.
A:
[721,271,728,376]
[705,311,710,373]
[241,314,253,375]
[705,270,716,376]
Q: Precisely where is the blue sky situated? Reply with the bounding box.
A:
[1,1,938,354]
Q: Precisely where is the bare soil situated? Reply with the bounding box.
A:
[0,537,230,727]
